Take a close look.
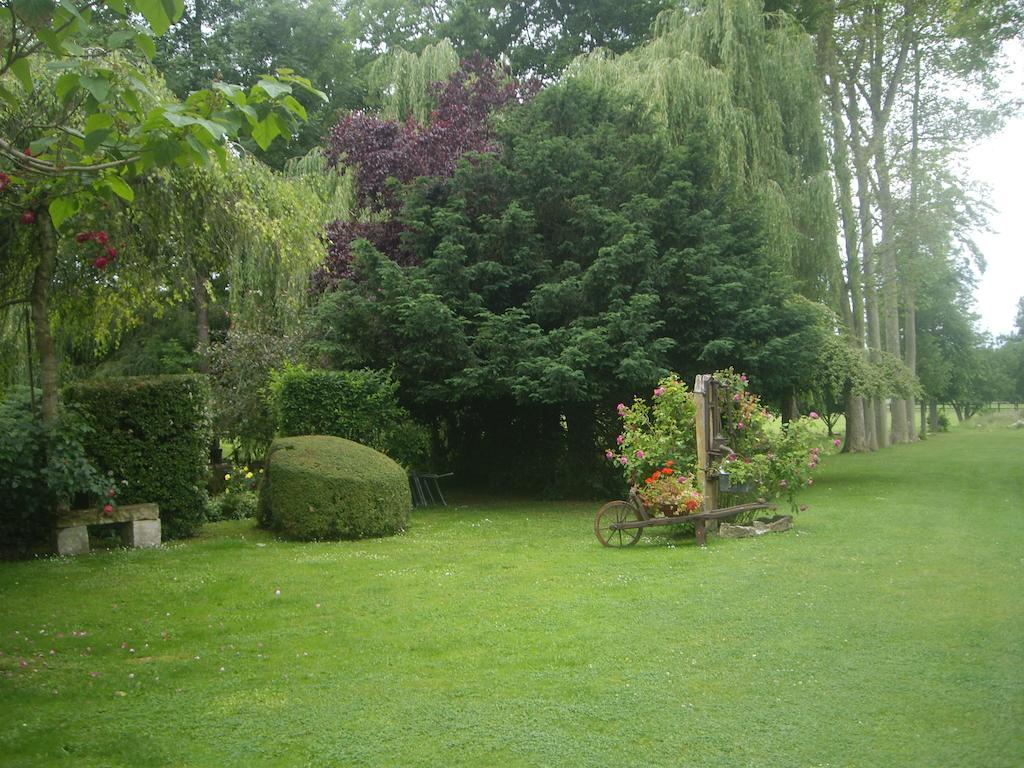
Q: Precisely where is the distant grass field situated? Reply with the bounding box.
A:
[0,415,1021,767]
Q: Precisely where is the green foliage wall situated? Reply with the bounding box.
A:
[270,366,428,468]
[63,375,213,539]
[310,0,843,495]
[312,82,826,494]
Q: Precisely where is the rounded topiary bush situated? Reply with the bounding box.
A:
[258,435,411,540]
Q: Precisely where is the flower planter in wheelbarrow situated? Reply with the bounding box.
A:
[717,472,753,494]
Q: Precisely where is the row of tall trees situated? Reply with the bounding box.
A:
[809,0,1021,449]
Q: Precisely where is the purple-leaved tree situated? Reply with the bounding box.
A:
[315,54,537,289]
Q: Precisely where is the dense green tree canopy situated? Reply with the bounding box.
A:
[155,0,363,166]
[343,0,674,77]
[312,80,831,492]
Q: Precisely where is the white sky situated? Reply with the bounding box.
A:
[968,41,1024,339]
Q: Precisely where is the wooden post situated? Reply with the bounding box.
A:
[694,374,719,528]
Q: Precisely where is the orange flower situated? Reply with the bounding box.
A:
[662,468,673,475]
[644,477,653,484]
[665,460,674,466]
[652,470,662,480]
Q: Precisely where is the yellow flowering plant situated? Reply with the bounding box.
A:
[210,462,261,521]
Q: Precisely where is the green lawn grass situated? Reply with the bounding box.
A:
[1,418,1021,767]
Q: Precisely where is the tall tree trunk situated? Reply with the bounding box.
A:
[844,389,868,452]
[928,399,939,432]
[849,107,884,450]
[903,40,923,441]
[873,135,909,443]
[194,268,210,374]
[31,209,59,429]
[905,299,917,438]
[819,18,869,452]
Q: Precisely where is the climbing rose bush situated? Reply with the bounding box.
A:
[711,368,835,511]
[605,374,700,511]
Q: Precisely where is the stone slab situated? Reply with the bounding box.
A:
[57,502,159,528]
[122,519,161,549]
[56,525,90,556]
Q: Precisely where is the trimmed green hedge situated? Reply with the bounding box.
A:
[269,366,428,468]
[63,375,212,539]
[258,435,411,540]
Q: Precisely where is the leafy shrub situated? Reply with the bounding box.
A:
[710,368,836,511]
[208,491,259,521]
[208,462,261,521]
[63,375,213,539]
[608,375,699,487]
[0,390,107,555]
[269,365,428,467]
[207,329,298,464]
[258,435,411,540]
[937,413,950,432]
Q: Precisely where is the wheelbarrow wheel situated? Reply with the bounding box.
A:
[594,500,643,547]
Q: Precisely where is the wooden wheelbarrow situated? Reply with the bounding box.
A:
[594,489,773,547]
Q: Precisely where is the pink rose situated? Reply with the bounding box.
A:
[833,439,841,448]
[809,411,819,420]
[736,422,744,430]
[605,450,614,460]
[653,387,665,397]
[619,457,628,466]
[616,403,626,413]
[634,450,645,459]
[616,435,624,445]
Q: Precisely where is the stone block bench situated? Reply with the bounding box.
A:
[55,503,161,556]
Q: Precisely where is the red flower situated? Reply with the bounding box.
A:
[104,245,117,259]
[92,256,109,269]
[652,470,662,480]
[19,211,35,225]
[102,504,114,516]
[75,232,92,243]
[662,468,673,475]
[96,231,109,245]
[684,499,699,511]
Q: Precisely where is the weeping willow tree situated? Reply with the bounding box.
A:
[367,39,461,123]
[283,148,358,225]
[569,0,841,304]
[47,156,327,364]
